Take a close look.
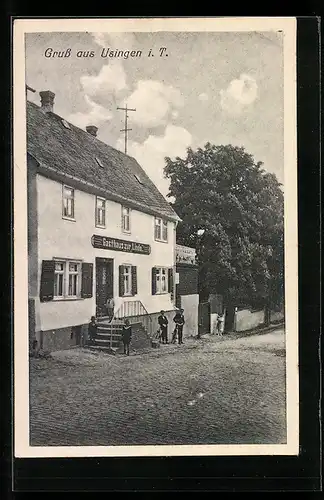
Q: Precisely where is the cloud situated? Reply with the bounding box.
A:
[91,32,135,50]
[67,95,113,128]
[117,124,192,198]
[220,74,258,115]
[123,80,184,128]
[81,61,128,98]
[68,34,132,129]
[198,92,209,102]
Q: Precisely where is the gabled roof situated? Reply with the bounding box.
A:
[26,101,180,222]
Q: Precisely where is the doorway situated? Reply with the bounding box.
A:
[224,305,235,333]
[95,257,114,317]
[198,301,211,335]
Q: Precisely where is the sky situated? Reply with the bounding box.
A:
[25,30,284,198]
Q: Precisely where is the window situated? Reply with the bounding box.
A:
[68,262,79,296]
[134,173,144,185]
[54,262,64,297]
[96,197,106,227]
[53,259,81,299]
[123,265,132,296]
[153,267,169,294]
[40,260,93,302]
[95,157,104,168]
[154,218,168,242]
[62,185,75,219]
[119,265,137,297]
[122,206,131,233]
[61,119,71,130]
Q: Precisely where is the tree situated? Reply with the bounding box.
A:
[164,143,284,310]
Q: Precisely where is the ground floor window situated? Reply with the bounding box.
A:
[152,266,173,295]
[54,259,82,298]
[123,265,132,296]
[119,265,138,297]
[40,259,93,302]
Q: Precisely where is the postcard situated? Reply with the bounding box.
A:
[13,16,298,458]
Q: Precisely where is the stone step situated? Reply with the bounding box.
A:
[94,338,121,347]
[96,323,123,330]
[96,332,122,339]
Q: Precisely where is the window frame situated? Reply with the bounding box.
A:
[154,217,168,243]
[95,196,106,228]
[122,264,133,297]
[155,266,169,295]
[62,184,75,221]
[53,258,82,300]
[121,206,131,234]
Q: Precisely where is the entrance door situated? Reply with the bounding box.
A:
[95,258,114,317]
[224,305,235,333]
[198,301,211,335]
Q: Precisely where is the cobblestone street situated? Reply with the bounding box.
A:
[29,327,286,446]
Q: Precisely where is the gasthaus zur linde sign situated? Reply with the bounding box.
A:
[91,235,151,255]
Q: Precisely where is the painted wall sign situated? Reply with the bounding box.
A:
[176,244,197,265]
[91,234,151,255]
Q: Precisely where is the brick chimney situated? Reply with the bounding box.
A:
[39,90,55,113]
[86,125,98,137]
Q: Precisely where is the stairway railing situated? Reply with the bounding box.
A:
[114,300,153,336]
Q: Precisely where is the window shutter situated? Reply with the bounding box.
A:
[131,266,137,296]
[81,262,93,298]
[119,265,125,297]
[40,260,55,302]
[151,267,157,295]
[168,268,174,294]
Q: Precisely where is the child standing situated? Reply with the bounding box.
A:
[122,319,132,355]
[217,313,225,336]
[88,316,97,344]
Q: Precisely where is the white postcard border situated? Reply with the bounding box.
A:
[13,16,298,458]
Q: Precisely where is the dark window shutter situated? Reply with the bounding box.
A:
[168,268,174,294]
[40,260,55,302]
[131,266,137,296]
[151,267,157,295]
[81,262,93,298]
[119,265,125,297]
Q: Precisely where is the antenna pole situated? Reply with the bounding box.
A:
[117,104,136,154]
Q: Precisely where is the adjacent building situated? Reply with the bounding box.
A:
[27,90,181,351]
[175,244,199,338]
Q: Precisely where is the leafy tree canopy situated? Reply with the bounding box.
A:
[164,143,284,308]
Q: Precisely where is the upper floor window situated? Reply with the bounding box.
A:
[122,206,131,233]
[62,185,75,220]
[154,217,168,242]
[96,197,106,228]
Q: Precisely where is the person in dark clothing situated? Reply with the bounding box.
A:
[173,308,185,344]
[158,310,169,344]
[88,316,97,344]
[122,319,132,355]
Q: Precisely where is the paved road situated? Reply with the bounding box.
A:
[30,327,286,446]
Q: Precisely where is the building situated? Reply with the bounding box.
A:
[27,90,181,352]
[175,244,199,338]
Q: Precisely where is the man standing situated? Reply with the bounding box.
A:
[173,308,185,344]
[158,310,169,344]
